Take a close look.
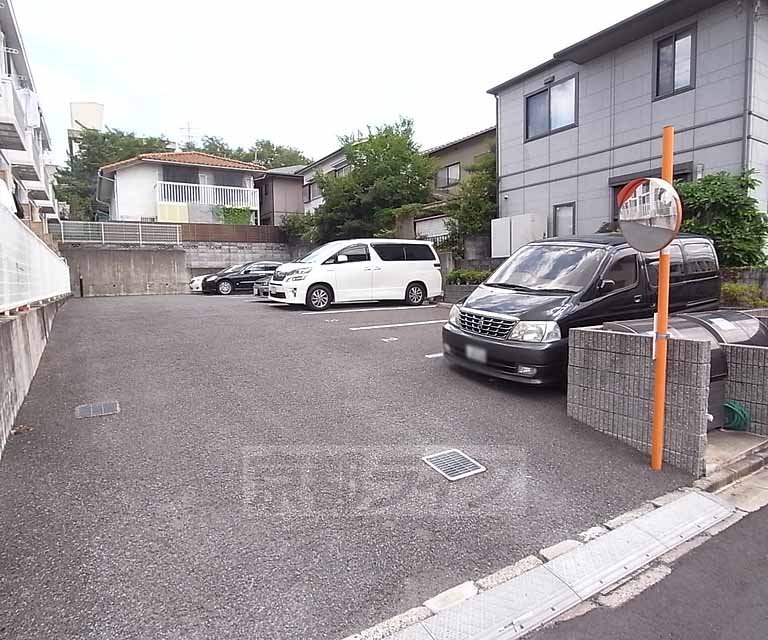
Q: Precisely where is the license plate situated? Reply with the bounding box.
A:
[465,345,487,364]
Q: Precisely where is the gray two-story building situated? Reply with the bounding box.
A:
[489,0,768,254]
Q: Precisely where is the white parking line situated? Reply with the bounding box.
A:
[349,320,447,331]
[302,305,437,315]
[425,352,444,359]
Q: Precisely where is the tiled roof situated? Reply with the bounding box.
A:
[100,151,266,173]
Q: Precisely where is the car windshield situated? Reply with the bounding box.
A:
[296,242,346,264]
[218,263,246,275]
[486,244,606,293]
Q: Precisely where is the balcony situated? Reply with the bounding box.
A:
[0,78,26,151]
[6,128,44,183]
[156,180,260,209]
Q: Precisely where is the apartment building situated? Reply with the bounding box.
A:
[489,0,766,255]
[0,0,57,224]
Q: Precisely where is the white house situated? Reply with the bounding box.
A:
[97,151,265,224]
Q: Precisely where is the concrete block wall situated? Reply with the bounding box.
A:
[568,328,711,477]
[723,344,768,436]
[183,242,292,273]
[0,297,68,459]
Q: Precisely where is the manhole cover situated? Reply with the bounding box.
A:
[422,449,486,481]
[75,401,121,419]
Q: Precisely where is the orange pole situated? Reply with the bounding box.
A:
[650,126,674,471]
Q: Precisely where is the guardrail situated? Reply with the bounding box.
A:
[0,204,71,314]
[50,221,182,245]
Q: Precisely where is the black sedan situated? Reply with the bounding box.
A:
[199,262,281,295]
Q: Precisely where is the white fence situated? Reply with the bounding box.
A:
[156,180,260,209]
[50,221,182,245]
[0,207,71,314]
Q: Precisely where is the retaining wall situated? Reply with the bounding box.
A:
[724,343,768,435]
[0,297,68,459]
[183,241,291,274]
[60,245,189,296]
[568,328,711,477]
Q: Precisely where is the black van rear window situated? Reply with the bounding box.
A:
[684,242,718,274]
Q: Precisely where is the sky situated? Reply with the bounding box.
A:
[17,0,658,165]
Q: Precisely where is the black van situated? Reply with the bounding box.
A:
[442,233,720,384]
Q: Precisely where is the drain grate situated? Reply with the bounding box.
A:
[422,449,486,481]
[75,401,121,419]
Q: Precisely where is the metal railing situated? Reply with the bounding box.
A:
[0,199,71,314]
[156,180,260,208]
[50,221,182,245]
[422,233,451,248]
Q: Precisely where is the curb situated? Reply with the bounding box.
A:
[340,489,736,640]
[695,442,768,493]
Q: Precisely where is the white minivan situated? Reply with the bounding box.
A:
[268,239,443,311]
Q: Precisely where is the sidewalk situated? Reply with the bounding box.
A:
[533,505,768,640]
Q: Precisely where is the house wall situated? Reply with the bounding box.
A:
[496,0,749,249]
[429,131,495,197]
[114,164,160,221]
[299,149,346,213]
[748,11,768,208]
[415,215,449,238]
[266,176,304,225]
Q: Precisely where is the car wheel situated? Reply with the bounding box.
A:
[306,284,332,311]
[218,280,234,295]
[405,282,426,306]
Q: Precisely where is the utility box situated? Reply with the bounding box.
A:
[491,215,547,258]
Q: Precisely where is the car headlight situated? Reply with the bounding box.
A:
[206,276,217,282]
[509,321,561,343]
[287,266,313,282]
[448,304,461,327]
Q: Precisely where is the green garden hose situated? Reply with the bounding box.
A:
[723,400,751,430]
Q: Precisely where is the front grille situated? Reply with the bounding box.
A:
[459,309,516,339]
[271,271,287,282]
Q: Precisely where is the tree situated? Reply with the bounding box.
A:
[676,170,768,267]
[312,118,436,242]
[445,149,497,240]
[56,128,171,220]
[184,136,311,169]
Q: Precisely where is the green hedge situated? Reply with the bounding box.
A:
[446,269,493,285]
[721,282,768,308]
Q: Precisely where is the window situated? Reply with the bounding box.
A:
[303,181,321,203]
[552,203,575,236]
[645,245,684,286]
[683,242,717,274]
[372,243,407,261]
[603,254,638,291]
[655,28,695,98]
[334,164,352,177]
[487,244,604,293]
[525,75,577,141]
[435,163,461,188]
[327,244,369,264]
[404,244,437,261]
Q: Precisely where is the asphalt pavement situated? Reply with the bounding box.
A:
[0,295,687,639]
[532,505,768,640]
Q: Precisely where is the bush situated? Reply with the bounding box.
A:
[721,282,768,308]
[280,212,317,243]
[446,269,493,285]
[214,206,252,224]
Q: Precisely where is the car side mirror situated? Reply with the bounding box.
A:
[337,254,349,263]
[598,279,616,292]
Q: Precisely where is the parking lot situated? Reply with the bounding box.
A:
[0,295,688,640]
